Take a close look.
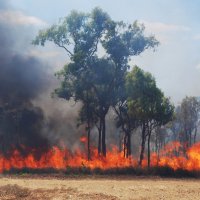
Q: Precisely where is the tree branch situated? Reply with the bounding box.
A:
[55,42,73,58]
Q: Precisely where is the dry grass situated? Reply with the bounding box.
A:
[0,176,200,200]
[0,184,118,200]
[0,185,30,200]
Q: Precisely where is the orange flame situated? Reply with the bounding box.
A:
[0,145,136,173]
[149,141,200,171]
[80,136,87,143]
[1,140,200,173]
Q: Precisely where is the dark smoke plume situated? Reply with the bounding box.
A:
[0,0,84,157]
[0,0,121,157]
[0,0,52,156]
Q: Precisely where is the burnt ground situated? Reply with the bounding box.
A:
[0,176,199,200]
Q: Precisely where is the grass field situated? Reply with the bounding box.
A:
[0,176,200,200]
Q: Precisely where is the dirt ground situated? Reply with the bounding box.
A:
[0,176,199,200]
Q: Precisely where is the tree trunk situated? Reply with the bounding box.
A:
[123,135,127,158]
[102,116,106,157]
[184,126,189,150]
[155,132,160,164]
[194,127,197,144]
[87,125,91,161]
[119,131,122,152]
[126,133,131,158]
[86,92,91,160]
[189,129,192,147]
[139,122,146,166]
[98,120,102,156]
[147,133,151,168]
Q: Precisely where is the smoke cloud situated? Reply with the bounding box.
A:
[0,1,49,156]
[0,0,122,158]
[0,0,82,157]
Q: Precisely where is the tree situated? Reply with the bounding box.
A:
[153,126,168,160]
[33,8,159,157]
[114,98,138,158]
[144,96,174,167]
[114,71,138,158]
[125,66,174,167]
[177,96,200,148]
[77,95,98,160]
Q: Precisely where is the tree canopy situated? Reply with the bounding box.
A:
[114,66,174,165]
[33,7,160,158]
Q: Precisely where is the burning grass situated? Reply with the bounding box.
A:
[1,141,200,178]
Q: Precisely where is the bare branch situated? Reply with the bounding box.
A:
[55,42,73,58]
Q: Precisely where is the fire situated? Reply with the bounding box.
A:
[80,136,87,143]
[0,145,136,173]
[150,142,200,171]
[1,140,200,173]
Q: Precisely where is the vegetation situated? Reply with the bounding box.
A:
[124,66,174,166]
[3,166,200,178]
[33,7,200,168]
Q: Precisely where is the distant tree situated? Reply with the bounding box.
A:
[177,96,200,148]
[167,107,183,142]
[153,126,169,159]
[33,8,159,157]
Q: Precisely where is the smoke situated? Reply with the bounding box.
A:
[0,0,83,157]
[0,0,122,158]
[0,1,49,156]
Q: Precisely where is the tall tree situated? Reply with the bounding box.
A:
[114,99,138,158]
[125,66,174,167]
[114,71,138,158]
[33,8,159,157]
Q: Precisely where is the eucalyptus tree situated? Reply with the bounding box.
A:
[125,66,174,167]
[114,98,138,158]
[33,8,159,157]
[114,73,139,158]
[178,96,200,147]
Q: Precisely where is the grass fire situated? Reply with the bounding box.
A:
[1,140,200,174]
[1,0,200,199]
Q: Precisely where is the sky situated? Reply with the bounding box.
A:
[2,0,200,105]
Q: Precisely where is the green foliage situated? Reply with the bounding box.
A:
[126,66,174,126]
[171,96,200,146]
[33,7,160,156]
[180,96,200,130]
[33,8,159,107]
[102,21,159,66]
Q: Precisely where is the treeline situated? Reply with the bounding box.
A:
[33,8,199,167]
[155,96,200,154]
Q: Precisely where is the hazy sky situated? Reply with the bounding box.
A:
[3,0,200,104]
